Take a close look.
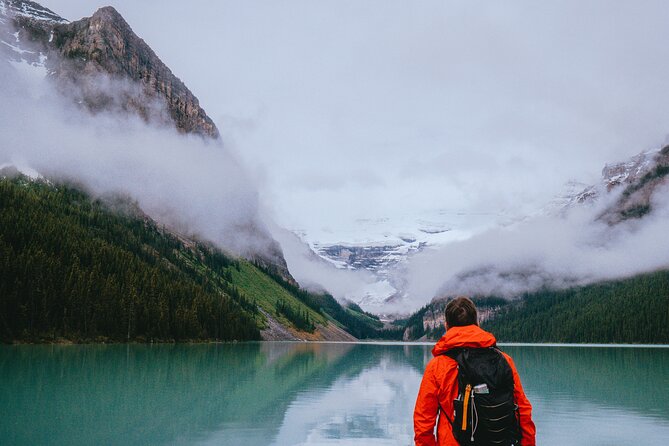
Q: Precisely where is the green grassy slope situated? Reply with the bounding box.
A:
[248,264,404,340]
[228,261,328,330]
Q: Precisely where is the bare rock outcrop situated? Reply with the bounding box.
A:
[10,3,219,138]
[601,146,669,223]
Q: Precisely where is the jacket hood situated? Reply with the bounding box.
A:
[431,324,497,357]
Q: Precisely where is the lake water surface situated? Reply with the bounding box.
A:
[1,342,668,445]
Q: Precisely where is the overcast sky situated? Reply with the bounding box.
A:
[40,0,669,243]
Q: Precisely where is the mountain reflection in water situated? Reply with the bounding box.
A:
[0,343,667,445]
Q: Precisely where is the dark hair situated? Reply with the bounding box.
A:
[444,296,478,327]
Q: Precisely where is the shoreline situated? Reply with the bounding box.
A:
[3,339,669,348]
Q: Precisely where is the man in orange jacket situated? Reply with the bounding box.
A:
[413,297,536,446]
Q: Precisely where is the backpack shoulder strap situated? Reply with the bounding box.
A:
[441,347,469,392]
[442,347,464,360]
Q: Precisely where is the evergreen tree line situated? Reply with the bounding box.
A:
[275,299,315,332]
[345,302,384,329]
[482,271,669,343]
[190,246,259,317]
[394,304,429,340]
[0,177,260,342]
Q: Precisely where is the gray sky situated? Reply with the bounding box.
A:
[40,0,669,243]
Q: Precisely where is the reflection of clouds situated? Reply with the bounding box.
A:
[530,395,669,446]
[270,358,422,446]
[192,345,669,446]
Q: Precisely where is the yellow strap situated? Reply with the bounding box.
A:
[462,384,472,431]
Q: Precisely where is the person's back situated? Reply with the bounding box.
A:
[413,297,536,446]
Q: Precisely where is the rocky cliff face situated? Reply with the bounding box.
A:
[564,146,669,223]
[421,300,501,332]
[0,1,61,69]
[399,297,506,341]
[601,150,658,191]
[604,146,669,222]
[5,1,218,138]
[0,0,62,23]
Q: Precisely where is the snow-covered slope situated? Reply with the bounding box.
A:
[548,146,668,224]
[0,0,66,24]
[292,210,508,309]
[0,0,65,87]
[295,145,669,311]
[541,149,660,217]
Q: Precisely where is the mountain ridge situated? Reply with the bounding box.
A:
[4,0,218,138]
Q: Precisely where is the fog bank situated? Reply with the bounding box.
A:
[401,185,669,308]
[0,50,274,257]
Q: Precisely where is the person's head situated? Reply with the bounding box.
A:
[444,296,478,330]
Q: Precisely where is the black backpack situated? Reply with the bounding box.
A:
[442,346,521,446]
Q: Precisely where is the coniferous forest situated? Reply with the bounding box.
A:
[398,279,669,344]
[482,272,669,344]
[0,176,262,342]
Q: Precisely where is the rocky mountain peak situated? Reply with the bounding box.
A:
[601,149,657,191]
[90,5,123,22]
[52,6,219,138]
[607,146,669,221]
[6,1,219,139]
[560,146,669,223]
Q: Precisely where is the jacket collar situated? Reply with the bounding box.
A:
[431,324,497,357]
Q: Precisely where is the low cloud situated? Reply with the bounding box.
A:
[0,44,274,258]
[73,0,669,240]
[400,184,669,309]
[269,223,380,301]
[1,20,376,300]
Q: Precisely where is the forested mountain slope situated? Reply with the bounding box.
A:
[399,273,669,344]
[482,272,669,343]
[0,175,394,343]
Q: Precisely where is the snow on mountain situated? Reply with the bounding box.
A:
[0,0,66,24]
[296,146,669,311]
[542,180,598,213]
[601,149,658,190]
[531,148,663,222]
[0,0,58,77]
[0,0,61,86]
[567,149,659,207]
[292,209,507,309]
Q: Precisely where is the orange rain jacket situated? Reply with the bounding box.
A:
[413,325,536,446]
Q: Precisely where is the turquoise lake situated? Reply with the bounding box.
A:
[1,342,668,445]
